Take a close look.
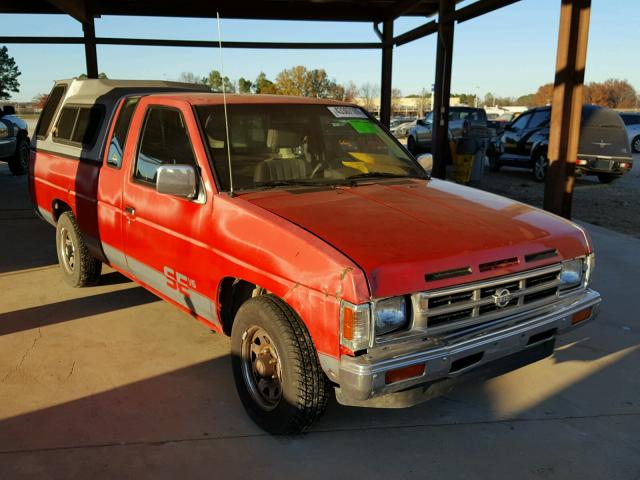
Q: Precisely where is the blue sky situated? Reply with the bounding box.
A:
[2,0,638,102]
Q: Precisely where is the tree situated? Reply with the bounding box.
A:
[238,77,252,94]
[342,81,359,102]
[78,72,108,79]
[0,46,21,100]
[391,88,403,112]
[516,93,536,107]
[359,83,379,113]
[32,93,49,110]
[254,72,277,94]
[178,72,207,85]
[585,79,637,108]
[415,88,431,116]
[533,83,554,106]
[207,70,235,93]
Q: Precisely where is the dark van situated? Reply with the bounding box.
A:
[490,105,633,183]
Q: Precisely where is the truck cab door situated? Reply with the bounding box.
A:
[502,112,532,161]
[97,96,141,272]
[120,99,219,327]
[416,112,433,145]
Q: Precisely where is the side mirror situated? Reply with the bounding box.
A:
[416,153,433,174]
[3,105,16,116]
[156,164,197,199]
[416,119,426,127]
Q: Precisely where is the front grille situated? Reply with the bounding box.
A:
[413,265,562,334]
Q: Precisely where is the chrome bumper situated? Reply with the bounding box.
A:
[335,289,601,407]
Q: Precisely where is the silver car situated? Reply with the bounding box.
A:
[620,112,640,153]
[407,107,487,154]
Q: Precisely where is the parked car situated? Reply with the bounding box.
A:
[31,79,601,434]
[391,119,416,138]
[407,106,488,154]
[0,105,30,175]
[490,105,633,183]
[620,112,640,153]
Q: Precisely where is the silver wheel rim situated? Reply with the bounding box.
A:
[59,227,76,274]
[534,155,546,180]
[633,137,640,152]
[241,326,282,411]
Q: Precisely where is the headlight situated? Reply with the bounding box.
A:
[559,258,584,291]
[340,301,371,352]
[374,297,409,335]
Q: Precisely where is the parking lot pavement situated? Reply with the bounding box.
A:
[1,164,639,479]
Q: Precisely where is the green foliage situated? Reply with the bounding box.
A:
[207,70,236,93]
[238,77,252,94]
[253,72,277,94]
[0,46,21,100]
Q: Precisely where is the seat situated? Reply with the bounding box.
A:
[254,128,308,183]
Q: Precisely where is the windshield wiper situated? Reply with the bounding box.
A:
[346,172,428,182]
[252,179,343,189]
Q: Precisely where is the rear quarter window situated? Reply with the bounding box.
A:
[35,84,66,139]
[53,105,104,147]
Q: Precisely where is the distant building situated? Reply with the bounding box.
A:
[353,96,462,117]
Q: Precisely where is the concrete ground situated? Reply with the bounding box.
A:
[0,163,639,480]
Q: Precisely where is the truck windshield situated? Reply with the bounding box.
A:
[195,104,425,191]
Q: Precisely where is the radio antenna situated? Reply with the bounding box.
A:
[216,12,234,196]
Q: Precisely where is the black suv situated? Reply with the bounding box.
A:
[489,105,633,183]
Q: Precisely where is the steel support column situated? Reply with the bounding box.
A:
[82,18,98,78]
[431,0,455,179]
[543,0,591,218]
[379,18,394,127]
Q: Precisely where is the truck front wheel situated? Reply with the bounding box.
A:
[56,211,102,287]
[230,295,330,434]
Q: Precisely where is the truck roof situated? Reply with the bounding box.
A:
[141,92,353,107]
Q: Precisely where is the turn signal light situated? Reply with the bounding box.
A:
[571,307,592,325]
[577,159,588,166]
[619,162,630,169]
[385,364,425,384]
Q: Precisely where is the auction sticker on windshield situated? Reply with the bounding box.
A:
[327,106,368,119]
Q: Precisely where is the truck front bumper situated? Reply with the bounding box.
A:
[335,289,601,407]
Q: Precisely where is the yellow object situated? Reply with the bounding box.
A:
[452,141,473,183]
[342,152,406,175]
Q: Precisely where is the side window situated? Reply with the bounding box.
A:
[107,97,140,168]
[53,105,104,147]
[35,84,66,139]
[135,107,197,185]
[510,113,531,131]
[528,110,550,129]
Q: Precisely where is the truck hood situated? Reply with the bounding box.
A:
[241,179,589,298]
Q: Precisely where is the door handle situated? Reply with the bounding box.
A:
[125,206,136,216]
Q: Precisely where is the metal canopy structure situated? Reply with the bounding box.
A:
[0,0,591,219]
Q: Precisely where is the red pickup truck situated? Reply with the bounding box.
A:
[30,79,601,434]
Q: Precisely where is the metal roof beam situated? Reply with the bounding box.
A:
[45,0,91,23]
[0,36,382,50]
[393,20,438,46]
[449,0,521,23]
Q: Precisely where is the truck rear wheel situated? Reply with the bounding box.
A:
[230,294,330,434]
[56,211,102,287]
[8,135,29,175]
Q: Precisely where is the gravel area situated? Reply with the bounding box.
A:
[475,154,640,239]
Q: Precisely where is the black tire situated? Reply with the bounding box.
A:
[532,152,548,182]
[631,135,640,153]
[488,151,501,172]
[407,136,418,155]
[597,173,619,184]
[230,294,330,435]
[8,135,29,175]
[55,211,102,287]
